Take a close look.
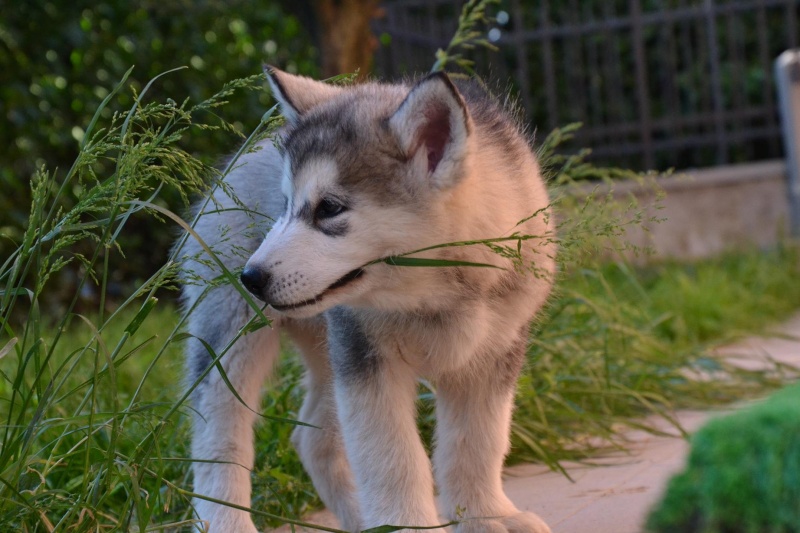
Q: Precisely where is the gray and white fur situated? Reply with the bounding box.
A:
[180,67,556,533]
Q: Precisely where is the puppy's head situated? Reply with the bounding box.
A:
[241,67,472,318]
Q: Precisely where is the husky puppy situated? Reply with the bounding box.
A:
[180,67,555,533]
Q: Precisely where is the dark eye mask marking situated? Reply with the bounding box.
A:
[314,198,347,220]
[292,197,350,237]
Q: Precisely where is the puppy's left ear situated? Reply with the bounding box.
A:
[389,72,471,189]
[264,65,345,125]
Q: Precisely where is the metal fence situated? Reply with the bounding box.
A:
[373,0,800,171]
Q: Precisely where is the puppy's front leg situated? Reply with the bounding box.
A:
[327,309,443,532]
[284,318,361,532]
[433,340,551,533]
[187,291,280,533]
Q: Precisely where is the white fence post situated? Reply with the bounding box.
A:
[775,49,800,236]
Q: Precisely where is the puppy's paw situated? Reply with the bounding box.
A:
[456,512,551,533]
[498,512,552,533]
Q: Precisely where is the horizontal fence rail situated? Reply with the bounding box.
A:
[373,0,800,171]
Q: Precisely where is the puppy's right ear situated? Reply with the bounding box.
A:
[264,65,345,125]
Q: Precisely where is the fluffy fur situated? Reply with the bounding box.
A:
[179,67,556,533]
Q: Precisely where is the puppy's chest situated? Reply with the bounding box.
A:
[364,306,506,375]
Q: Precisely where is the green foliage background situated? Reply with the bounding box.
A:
[0,0,317,290]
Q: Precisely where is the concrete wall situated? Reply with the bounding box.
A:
[577,160,792,261]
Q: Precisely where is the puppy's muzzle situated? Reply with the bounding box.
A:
[240,266,270,301]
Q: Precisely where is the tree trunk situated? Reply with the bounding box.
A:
[313,0,380,78]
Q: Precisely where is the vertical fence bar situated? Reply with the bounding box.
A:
[584,3,603,130]
[678,0,698,153]
[756,0,780,156]
[601,1,624,128]
[630,0,654,169]
[511,0,533,119]
[540,0,559,130]
[726,9,750,159]
[704,0,727,165]
[775,49,800,236]
[661,0,683,158]
[425,2,437,48]
[565,0,588,126]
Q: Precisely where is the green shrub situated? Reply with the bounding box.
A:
[1,0,317,289]
[647,384,800,533]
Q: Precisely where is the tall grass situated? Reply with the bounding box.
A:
[0,69,288,531]
[510,248,800,472]
[6,110,799,530]
[4,243,797,531]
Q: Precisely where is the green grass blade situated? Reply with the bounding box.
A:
[381,256,504,269]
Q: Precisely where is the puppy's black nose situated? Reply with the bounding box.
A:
[240,266,270,299]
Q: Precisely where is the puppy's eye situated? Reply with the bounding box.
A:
[314,198,347,220]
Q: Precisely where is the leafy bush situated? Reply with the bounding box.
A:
[0,0,317,291]
[647,384,800,533]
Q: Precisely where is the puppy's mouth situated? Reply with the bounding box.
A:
[269,268,366,312]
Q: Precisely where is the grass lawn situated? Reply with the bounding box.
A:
[2,246,798,531]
